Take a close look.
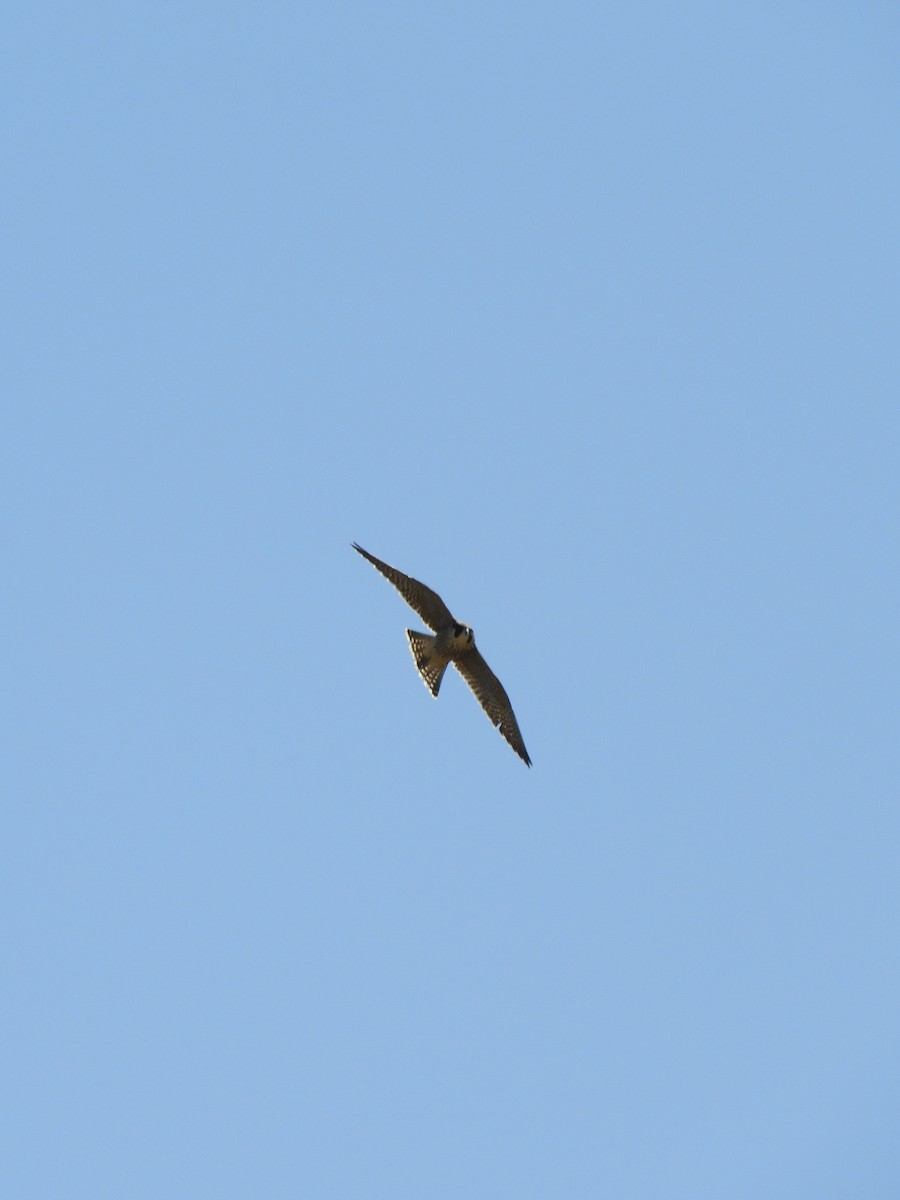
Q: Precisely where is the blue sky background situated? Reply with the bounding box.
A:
[3,4,899,1196]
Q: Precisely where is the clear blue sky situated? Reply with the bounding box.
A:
[3,4,899,1196]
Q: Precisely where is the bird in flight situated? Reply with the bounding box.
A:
[352,543,531,766]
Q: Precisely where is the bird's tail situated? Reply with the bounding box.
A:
[406,630,448,698]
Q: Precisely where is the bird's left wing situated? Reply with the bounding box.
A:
[352,543,455,632]
[453,647,531,766]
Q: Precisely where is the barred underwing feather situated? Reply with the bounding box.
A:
[352,543,453,632]
[453,648,531,766]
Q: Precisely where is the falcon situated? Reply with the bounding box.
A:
[352,543,531,766]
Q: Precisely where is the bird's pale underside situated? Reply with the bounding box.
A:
[352,543,531,766]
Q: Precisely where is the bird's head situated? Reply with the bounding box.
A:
[452,623,475,648]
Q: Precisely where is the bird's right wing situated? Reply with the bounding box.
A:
[453,647,531,767]
[352,543,455,632]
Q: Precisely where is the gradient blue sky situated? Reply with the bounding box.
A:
[3,4,899,1197]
